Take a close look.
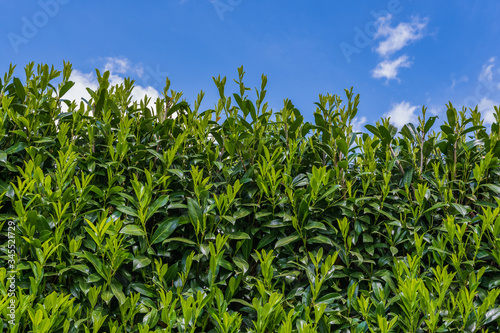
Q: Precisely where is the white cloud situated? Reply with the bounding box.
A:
[371,55,412,81]
[64,57,160,108]
[370,15,428,81]
[131,85,162,102]
[103,57,131,74]
[479,57,496,82]
[374,15,428,57]
[63,69,98,106]
[384,101,418,128]
[427,105,441,116]
[477,97,498,125]
[476,57,500,91]
[103,56,145,78]
[351,116,367,133]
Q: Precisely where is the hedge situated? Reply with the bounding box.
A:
[1,62,500,332]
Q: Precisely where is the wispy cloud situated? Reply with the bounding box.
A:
[371,55,412,81]
[102,56,146,78]
[427,105,441,117]
[479,57,497,83]
[383,101,418,128]
[463,57,500,125]
[370,15,428,81]
[450,74,469,91]
[373,15,428,57]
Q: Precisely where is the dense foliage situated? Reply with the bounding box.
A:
[1,62,500,332]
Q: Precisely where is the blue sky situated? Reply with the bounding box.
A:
[2,0,500,130]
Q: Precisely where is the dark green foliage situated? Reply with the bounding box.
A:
[1,62,500,332]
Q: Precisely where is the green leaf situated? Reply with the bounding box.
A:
[120,224,146,236]
[365,244,374,256]
[226,231,251,240]
[108,186,123,195]
[219,258,233,271]
[362,233,373,243]
[168,202,188,209]
[33,137,55,144]
[365,124,380,138]
[82,251,107,280]
[11,130,27,139]
[167,101,189,118]
[58,264,90,275]
[422,202,448,215]
[164,264,179,283]
[163,237,197,246]
[233,93,247,114]
[13,77,25,101]
[316,293,341,304]
[129,283,156,298]
[446,107,456,125]
[424,116,438,133]
[402,167,414,188]
[427,246,452,255]
[133,256,152,270]
[187,197,203,227]
[255,211,272,219]
[110,282,126,305]
[229,298,254,308]
[116,206,139,218]
[71,265,90,275]
[89,185,104,198]
[95,88,106,116]
[147,149,166,165]
[400,125,416,141]
[318,185,341,201]
[314,113,325,127]
[167,169,184,179]
[484,308,500,325]
[482,184,500,194]
[233,208,252,220]
[257,234,276,250]
[356,322,368,333]
[304,221,326,230]
[308,235,333,246]
[275,233,300,248]
[440,125,454,135]
[146,195,169,221]
[450,203,468,216]
[232,257,249,274]
[59,81,75,98]
[298,199,309,223]
[336,139,348,156]
[151,217,179,245]
[462,125,484,136]
[5,142,27,154]
[222,215,236,225]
